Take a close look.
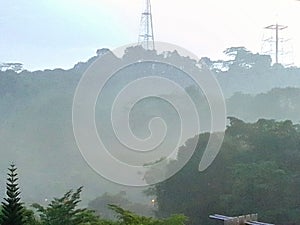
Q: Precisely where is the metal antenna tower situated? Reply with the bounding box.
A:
[261,23,293,66]
[138,0,155,50]
[265,24,287,64]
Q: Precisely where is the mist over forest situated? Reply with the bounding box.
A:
[1,46,300,225]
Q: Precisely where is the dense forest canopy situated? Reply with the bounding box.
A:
[0,46,300,223]
[1,118,299,225]
[151,118,300,225]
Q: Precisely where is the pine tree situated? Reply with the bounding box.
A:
[0,164,24,225]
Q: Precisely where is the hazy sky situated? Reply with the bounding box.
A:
[0,0,299,71]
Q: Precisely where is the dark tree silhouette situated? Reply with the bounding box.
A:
[0,164,24,225]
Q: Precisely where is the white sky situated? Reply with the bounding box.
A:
[0,0,299,70]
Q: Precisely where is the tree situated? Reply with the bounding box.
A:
[108,204,187,225]
[32,187,98,225]
[152,119,300,225]
[88,191,155,219]
[222,47,272,72]
[0,164,25,225]
[0,63,23,72]
[32,187,186,225]
[22,208,41,225]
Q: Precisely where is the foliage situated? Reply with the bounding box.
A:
[1,46,300,204]
[31,187,186,225]
[88,192,154,219]
[227,87,300,122]
[152,119,300,225]
[1,46,300,225]
[108,204,187,225]
[0,62,23,72]
[32,186,98,225]
[0,164,25,225]
[22,208,41,225]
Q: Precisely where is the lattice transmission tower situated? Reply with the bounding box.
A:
[261,23,294,66]
[138,0,155,50]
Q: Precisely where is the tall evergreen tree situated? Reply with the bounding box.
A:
[0,164,24,225]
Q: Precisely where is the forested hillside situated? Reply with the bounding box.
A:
[0,46,300,205]
[151,118,300,225]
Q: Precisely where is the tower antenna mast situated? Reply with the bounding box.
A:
[138,0,155,50]
[264,23,288,64]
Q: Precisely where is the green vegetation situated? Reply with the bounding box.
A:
[29,187,187,225]
[1,46,300,204]
[1,47,300,224]
[0,165,187,225]
[32,186,97,225]
[106,205,186,225]
[149,118,300,225]
[88,192,155,219]
[1,118,300,225]
[0,164,25,225]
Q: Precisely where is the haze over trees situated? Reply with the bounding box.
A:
[0,165,186,225]
[0,46,300,224]
[1,118,300,225]
[148,118,300,225]
[88,192,155,219]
